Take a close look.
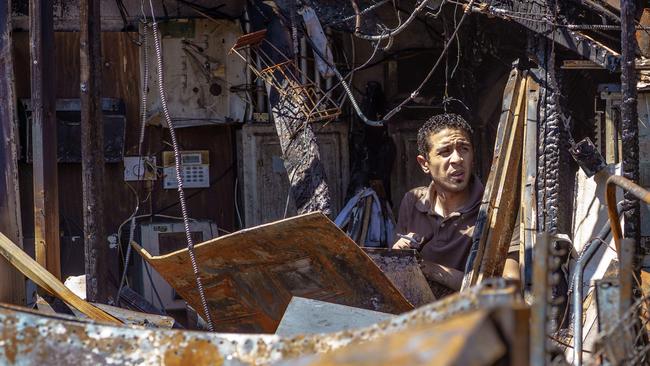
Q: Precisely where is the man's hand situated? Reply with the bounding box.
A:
[392,232,422,250]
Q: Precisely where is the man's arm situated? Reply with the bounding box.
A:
[392,191,419,249]
[419,260,464,291]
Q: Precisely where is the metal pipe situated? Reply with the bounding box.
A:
[604,176,650,342]
[300,37,308,84]
[605,175,650,254]
[573,202,624,366]
[243,10,254,121]
[325,27,333,90]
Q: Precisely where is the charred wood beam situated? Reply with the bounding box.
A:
[529,28,572,335]
[271,91,333,215]
[263,17,332,216]
[620,0,640,247]
[471,0,620,70]
[30,0,60,279]
[0,0,26,305]
[80,0,112,303]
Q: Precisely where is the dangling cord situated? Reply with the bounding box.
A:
[147,0,215,331]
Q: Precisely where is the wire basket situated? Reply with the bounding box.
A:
[230,30,340,123]
[590,295,650,365]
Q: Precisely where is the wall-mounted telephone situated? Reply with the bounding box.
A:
[162,150,210,189]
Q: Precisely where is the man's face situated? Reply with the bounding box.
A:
[416,127,474,194]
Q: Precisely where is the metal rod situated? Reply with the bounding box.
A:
[605,176,650,336]
[572,204,621,366]
[300,37,308,84]
[605,175,650,253]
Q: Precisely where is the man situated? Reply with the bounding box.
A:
[393,113,519,292]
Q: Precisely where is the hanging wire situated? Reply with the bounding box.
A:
[303,0,474,126]
[115,3,168,312]
[147,0,215,331]
[350,0,447,41]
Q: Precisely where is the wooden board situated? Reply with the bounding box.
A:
[0,231,121,324]
[476,72,526,282]
[0,6,25,305]
[134,213,413,333]
[521,76,539,296]
[462,64,525,289]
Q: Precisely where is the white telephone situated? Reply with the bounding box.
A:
[162,150,210,189]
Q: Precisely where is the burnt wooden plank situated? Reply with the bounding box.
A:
[0,231,121,324]
[30,0,60,279]
[134,213,413,333]
[476,73,526,281]
[521,76,540,296]
[462,64,524,290]
[0,0,26,305]
[80,0,112,303]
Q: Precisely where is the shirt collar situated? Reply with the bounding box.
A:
[414,175,484,216]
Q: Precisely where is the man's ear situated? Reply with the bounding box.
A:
[416,155,429,174]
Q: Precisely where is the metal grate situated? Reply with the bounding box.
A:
[229,31,340,123]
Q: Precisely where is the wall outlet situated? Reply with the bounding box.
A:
[124,156,157,181]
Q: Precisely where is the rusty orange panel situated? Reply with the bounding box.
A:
[134,213,413,333]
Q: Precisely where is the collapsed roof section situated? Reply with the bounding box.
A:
[293,0,627,70]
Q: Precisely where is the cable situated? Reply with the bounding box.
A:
[350,0,446,41]
[116,6,159,307]
[148,0,215,331]
[296,0,473,126]
[334,0,392,25]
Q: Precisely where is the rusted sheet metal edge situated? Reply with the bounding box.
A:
[0,280,518,365]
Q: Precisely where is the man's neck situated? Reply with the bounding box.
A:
[431,184,470,217]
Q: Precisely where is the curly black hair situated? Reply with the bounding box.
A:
[417,113,474,157]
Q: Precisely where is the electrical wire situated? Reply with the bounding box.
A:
[350,0,446,41]
[115,5,167,311]
[334,0,392,25]
[148,0,215,331]
[308,0,474,126]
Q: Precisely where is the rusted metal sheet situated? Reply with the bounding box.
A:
[282,310,507,366]
[0,280,519,365]
[363,248,436,307]
[134,213,414,333]
[275,297,392,337]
